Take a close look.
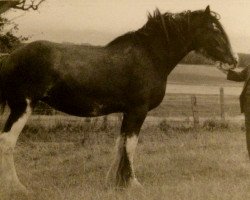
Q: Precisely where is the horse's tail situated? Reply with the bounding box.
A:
[0,53,9,114]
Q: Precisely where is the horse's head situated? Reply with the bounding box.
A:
[191,6,237,69]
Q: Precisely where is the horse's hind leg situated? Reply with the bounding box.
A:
[0,99,32,198]
[106,106,147,188]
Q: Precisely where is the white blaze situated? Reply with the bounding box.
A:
[125,134,138,178]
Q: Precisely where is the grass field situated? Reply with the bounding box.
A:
[10,116,250,200]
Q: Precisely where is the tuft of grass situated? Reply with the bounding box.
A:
[16,116,120,148]
[158,118,231,134]
[202,119,229,131]
[158,120,193,133]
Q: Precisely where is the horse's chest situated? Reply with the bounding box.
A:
[149,85,166,110]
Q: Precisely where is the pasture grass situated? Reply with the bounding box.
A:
[8,115,250,200]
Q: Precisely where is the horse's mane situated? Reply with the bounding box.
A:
[107,9,193,47]
[107,8,224,47]
[107,32,137,47]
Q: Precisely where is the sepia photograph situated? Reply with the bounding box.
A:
[0,0,249,199]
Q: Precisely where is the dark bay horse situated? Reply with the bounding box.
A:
[0,6,237,195]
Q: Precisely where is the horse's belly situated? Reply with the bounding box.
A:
[41,88,124,117]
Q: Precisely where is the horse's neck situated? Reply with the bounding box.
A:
[146,34,193,77]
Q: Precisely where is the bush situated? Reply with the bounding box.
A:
[19,116,118,143]
[202,119,229,131]
[158,120,171,132]
[158,120,193,133]
[159,119,230,133]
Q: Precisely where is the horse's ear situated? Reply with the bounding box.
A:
[205,5,210,15]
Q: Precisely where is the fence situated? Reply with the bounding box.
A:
[31,87,241,127]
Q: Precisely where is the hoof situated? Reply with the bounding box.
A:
[13,182,28,195]
[105,171,116,188]
[129,178,143,189]
[105,175,143,190]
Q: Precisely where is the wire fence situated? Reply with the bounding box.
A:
[28,87,242,128]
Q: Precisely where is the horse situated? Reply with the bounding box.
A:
[0,6,237,196]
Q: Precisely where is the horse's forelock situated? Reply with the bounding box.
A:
[210,11,221,20]
[209,14,230,44]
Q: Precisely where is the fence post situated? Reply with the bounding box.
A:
[102,116,108,130]
[220,87,225,121]
[191,95,199,127]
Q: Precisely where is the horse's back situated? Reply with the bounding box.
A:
[1,41,132,115]
[5,40,128,87]
[1,39,166,116]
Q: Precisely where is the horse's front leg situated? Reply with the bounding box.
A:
[0,99,32,198]
[106,106,147,188]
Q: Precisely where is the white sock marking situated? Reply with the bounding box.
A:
[4,99,32,147]
[126,135,138,160]
[126,135,138,177]
[0,99,31,194]
[6,99,31,147]
[106,134,140,186]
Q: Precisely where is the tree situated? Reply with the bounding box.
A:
[0,0,45,53]
[0,0,45,14]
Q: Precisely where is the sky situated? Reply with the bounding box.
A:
[4,0,250,53]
